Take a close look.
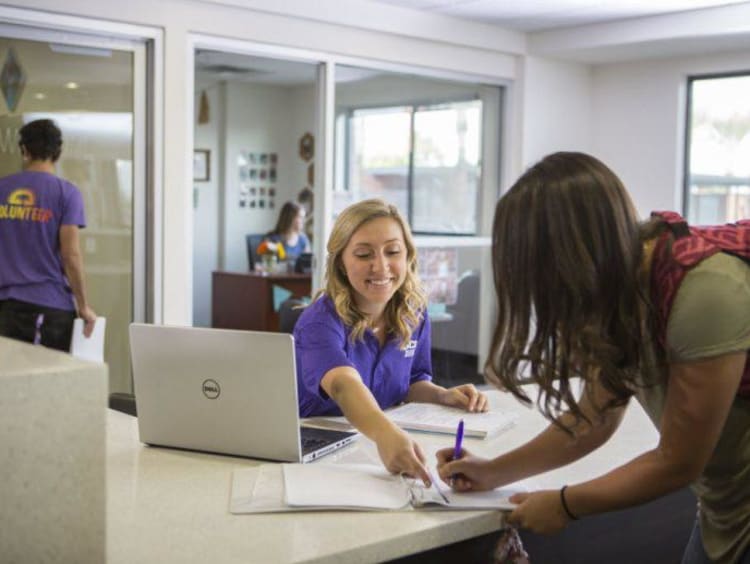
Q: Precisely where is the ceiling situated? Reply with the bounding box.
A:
[367,0,749,32]
[194,1,750,84]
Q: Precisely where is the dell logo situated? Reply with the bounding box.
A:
[202,379,220,399]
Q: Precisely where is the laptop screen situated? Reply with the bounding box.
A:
[130,324,306,461]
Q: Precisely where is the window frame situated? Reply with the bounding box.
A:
[683,70,750,223]
[341,95,483,236]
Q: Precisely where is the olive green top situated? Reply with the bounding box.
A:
[634,252,750,563]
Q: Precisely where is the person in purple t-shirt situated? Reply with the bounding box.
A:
[294,198,487,484]
[0,119,96,351]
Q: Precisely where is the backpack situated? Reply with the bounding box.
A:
[650,211,750,397]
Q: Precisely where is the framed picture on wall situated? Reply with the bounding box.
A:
[193,149,210,181]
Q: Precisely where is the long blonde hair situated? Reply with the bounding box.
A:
[323,199,426,348]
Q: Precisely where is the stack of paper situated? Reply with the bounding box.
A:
[304,401,518,439]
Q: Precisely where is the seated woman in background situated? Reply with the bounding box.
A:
[294,198,488,485]
[262,201,311,260]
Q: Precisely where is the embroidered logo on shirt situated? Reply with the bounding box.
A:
[404,340,418,358]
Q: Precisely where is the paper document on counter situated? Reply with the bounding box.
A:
[303,401,518,439]
[230,463,531,514]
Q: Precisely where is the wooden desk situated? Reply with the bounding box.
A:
[105,390,678,563]
[212,271,311,332]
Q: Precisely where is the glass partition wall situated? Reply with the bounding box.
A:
[190,44,504,385]
[333,67,490,236]
[0,28,148,394]
[333,66,502,385]
[192,49,319,327]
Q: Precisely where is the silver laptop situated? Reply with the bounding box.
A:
[129,323,356,463]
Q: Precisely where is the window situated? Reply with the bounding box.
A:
[333,67,501,385]
[337,98,483,235]
[685,74,750,224]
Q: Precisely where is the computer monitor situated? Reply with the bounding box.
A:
[294,252,313,274]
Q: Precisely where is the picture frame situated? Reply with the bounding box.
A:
[193,149,210,181]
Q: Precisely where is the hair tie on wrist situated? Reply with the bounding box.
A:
[560,485,579,520]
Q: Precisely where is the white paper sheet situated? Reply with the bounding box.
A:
[69,317,106,363]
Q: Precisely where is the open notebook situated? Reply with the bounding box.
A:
[230,463,531,514]
[304,401,518,439]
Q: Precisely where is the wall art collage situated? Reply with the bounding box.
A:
[238,150,278,210]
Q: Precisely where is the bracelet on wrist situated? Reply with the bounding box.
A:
[560,485,579,521]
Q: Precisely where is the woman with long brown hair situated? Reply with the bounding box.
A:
[437,152,750,563]
[262,201,310,259]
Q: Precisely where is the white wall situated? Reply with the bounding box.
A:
[191,79,317,325]
[223,82,295,271]
[193,80,222,327]
[519,56,593,173]
[289,84,318,204]
[222,80,318,271]
[591,49,750,218]
[517,48,750,221]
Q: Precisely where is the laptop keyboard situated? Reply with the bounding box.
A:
[300,426,354,455]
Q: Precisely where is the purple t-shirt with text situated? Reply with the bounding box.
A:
[293,294,433,417]
[0,170,86,310]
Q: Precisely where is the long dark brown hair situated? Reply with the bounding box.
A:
[272,201,303,237]
[486,152,654,432]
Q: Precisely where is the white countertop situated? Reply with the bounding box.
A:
[106,389,658,563]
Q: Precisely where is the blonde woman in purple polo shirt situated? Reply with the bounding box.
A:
[294,199,488,484]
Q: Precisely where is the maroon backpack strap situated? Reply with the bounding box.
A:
[651,210,690,237]
[650,211,723,267]
[650,211,750,399]
[650,231,683,348]
[650,212,720,346]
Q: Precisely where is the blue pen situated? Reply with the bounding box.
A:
[453,419,464,462]
[450,419,465,483]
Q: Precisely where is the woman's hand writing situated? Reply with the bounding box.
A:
[435,447,498,491]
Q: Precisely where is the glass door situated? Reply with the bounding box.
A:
[0,25,148,394]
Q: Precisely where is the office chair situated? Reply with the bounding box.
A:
[245,233,266,271]
[431,270,480,356]
[279,298,307,333]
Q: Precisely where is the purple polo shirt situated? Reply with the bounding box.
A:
[294,294,433,417]
[0,171,86,311]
